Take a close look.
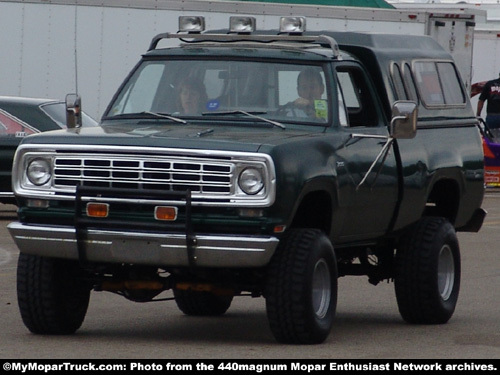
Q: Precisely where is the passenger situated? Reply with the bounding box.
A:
[176,77,208,115]
[289,68,325,117]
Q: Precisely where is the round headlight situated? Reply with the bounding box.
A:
[27,158,52,186]
[238,167,264,195]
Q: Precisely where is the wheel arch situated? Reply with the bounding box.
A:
[288,180,336,236]
[424,177,460,225]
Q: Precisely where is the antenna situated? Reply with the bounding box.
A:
[73,4,79,94]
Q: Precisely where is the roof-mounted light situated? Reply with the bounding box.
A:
[229,16,256,34]
[178,16,205,33]
[280,16,306,34]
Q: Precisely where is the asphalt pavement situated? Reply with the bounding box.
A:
[0,196,499,359]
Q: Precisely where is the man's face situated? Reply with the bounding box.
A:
[298,77,324,101]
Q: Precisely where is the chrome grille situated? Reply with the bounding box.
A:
[15,145,275,207]
[53,154,233,194]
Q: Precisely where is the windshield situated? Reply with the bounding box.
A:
[0,102,97,139]
[105,59,330,125]
[41,102,98,128]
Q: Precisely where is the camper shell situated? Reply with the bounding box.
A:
[324,31,476,120]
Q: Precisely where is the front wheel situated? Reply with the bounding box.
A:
[395,217,460,324]
[17,253,91,334]
[265,229,338,344]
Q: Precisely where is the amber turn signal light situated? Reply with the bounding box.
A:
[155,206,178,221]
[86,203,109,218]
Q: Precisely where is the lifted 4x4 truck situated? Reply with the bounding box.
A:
[8,16,486,344]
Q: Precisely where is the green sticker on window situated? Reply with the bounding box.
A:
[314,100,327,119]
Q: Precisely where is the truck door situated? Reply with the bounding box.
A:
[333,64,399,241]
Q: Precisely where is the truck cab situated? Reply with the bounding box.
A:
[9,16,485,344]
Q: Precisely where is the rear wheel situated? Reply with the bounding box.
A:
[395,217,460,324]
[17,253,91,334]
[265,229,337,344]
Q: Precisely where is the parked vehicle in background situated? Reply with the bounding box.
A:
[0,96,97,204]
[8,16,486,344]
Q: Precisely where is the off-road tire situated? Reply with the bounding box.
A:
[173,288,233,316]
[395,217,460,324]
[17,253,91,334]
[265,228,337,344]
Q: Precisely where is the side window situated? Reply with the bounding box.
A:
[391,63,408,100]
[337,86,348,127]
[0,110,38,137]
[403,63,419,102]
[437,62,466,105]
[413,61,465,107]
[337,71,361,111]
[336,67,378,127]
[414,62,444,105]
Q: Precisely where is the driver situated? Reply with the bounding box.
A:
[175,77,208,115]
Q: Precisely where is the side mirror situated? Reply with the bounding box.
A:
[390,101,417,139]
[66,93,82,129]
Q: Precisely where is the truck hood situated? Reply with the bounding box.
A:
[20,121,323,152]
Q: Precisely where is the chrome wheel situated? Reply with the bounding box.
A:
[266,228,337,344]
[438,244,455,301]
[312,259,331,319]
[395,217,461,324]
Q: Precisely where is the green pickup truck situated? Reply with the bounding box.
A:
[8,16,486,344]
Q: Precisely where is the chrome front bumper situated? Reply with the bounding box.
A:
[0,191,14,199]
[8,222,279,267]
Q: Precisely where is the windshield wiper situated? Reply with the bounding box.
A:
[142,111,187,124]
[107,111,187,124]
[204,110,285,129]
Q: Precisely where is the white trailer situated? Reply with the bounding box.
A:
[0,0,481,119]
[471,29,500,83]
[466,29,500,109]
[389,1,499,108]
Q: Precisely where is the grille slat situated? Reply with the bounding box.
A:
[54,154,233,195]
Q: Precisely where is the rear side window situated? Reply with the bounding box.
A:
[391,63,407,100]
[403,63,419,102]
[389,62,419,103]
[413,61,465,107]
[437,63,466,104]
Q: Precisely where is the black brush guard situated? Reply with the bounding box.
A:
[74,185,196,266]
